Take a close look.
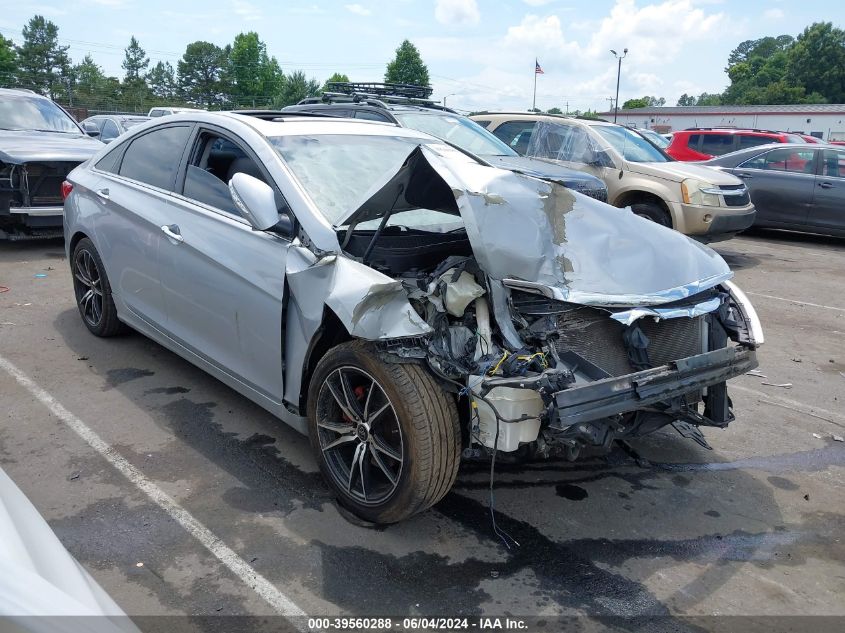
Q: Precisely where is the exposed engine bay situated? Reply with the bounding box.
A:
[324,143,762,462]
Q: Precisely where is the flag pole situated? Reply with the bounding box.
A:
[532,59,537,111]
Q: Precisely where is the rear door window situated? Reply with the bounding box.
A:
[101,119,120,143]
[821,149,845,178]
[118,125,192,191]
[700,134,735,156]
[491,120,537,155]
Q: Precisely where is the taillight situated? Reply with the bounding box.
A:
[61,180,73,200]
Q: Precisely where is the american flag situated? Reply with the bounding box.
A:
[535,59,544,75]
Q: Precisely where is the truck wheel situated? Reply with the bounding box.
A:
[632,202,672,228]
[71,238,127,337]
[307,341,460,524]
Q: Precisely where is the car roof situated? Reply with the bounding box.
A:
[471,112,614,126]
[0,88,49,99]
[161,111,436,140]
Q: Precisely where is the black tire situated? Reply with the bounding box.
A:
[71,238,126,337]
[632,202,672,227]
[307,341,460,524]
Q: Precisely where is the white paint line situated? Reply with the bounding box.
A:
[0,354,307,618]
[745,291,845,313]
[732,383,845,429]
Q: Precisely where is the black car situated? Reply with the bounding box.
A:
[280,82,609,202]
[0,88,102,239]
[703,143,845,237]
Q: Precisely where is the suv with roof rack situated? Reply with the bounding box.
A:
[667,128,806,161]
[473,112,756,242]
[281,82,609,202]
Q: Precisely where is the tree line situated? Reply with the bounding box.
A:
[621,21,844,109]
[0,15,431,113]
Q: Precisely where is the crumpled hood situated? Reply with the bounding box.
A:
[0,130,103,164]
[480,155,606,192]
[343,144,731,307]
[628,159,745,185]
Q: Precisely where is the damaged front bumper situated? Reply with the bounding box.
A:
[549,345,757,429]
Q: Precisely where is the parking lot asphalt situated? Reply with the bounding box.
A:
[1,230,844,628]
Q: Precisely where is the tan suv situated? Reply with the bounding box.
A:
[471,113,756,242]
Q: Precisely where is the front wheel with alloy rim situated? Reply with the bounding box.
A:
[71,238,126,337]
[307,341,460,524]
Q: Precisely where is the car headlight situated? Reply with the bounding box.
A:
[724,280,764,347]
[681,178,722,207]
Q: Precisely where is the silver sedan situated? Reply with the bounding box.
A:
[63,112,763,523]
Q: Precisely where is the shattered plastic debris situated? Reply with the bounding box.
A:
[760,381,792,389]
[747,369,767,378]
[812,433,823,439]
[33,273,47,278]
[0,286,9,293]
[833,435,844,442]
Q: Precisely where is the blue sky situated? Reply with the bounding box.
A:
[1,0,842,112]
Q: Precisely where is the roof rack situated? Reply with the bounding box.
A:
[684,127,783,134]
[307,82,455,112]
[231,109,335,120]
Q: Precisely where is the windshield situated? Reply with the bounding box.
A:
[272,133,440,224]
[0,95,81,134]
[393,112,517,157]
[637,128,670,149]
[593,125,670,163]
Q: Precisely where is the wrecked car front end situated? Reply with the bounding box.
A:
[317,142,761,460]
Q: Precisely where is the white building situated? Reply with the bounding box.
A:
[601,104,845,141]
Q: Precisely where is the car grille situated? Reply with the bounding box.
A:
[23,162,78,206]
[719,184,750,207]
[511,293,705,377]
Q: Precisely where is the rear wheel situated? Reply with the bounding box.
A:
[632,202,672,227]
[307,342,460,524]
[72,238,126,337]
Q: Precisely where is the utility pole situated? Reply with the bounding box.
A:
[610,48,628,123]
[607,97,615,112]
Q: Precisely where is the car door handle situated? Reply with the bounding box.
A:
[818,181,834,189]
[95,188,109,200]
[160,224,183,243]
[737,173,753,179]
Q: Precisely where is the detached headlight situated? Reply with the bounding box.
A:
[724,280,764,347]
[681,178,722,207]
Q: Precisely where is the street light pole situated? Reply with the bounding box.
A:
[443,93,457,108]
[610,48,628,123]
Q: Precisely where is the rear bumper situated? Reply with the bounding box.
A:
[551,345,757,429]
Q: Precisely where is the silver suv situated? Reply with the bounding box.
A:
[473,113,757,242]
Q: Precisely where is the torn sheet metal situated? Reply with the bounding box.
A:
[609,296,723,326]
[287,251,431,341]
[343,144,732,308]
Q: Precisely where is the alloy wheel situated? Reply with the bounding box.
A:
[73,249,104,327]
[315,366,404,506]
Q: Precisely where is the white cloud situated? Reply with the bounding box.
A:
[434,0,480,27]
[764,8,784,20]
[345,4,371,16]
[426,0,727,112]
[522,0,557,5]
[232,0,261,21]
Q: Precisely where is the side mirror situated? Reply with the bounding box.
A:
[229,172,281,231]
[82,121,100,137]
